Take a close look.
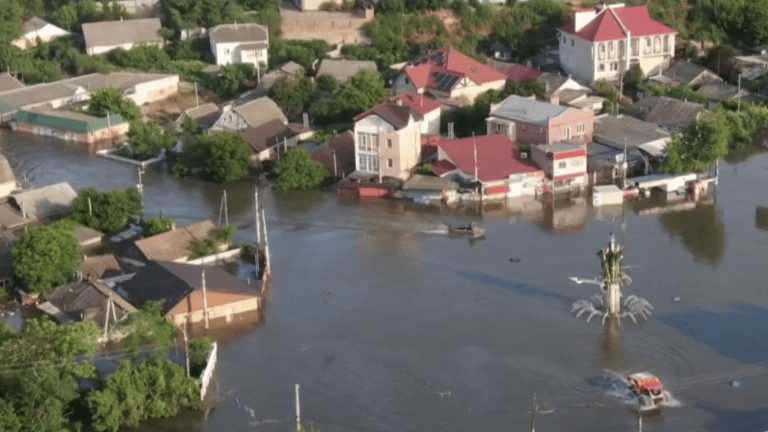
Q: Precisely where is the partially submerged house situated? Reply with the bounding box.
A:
[129,220,218,263]
[12,109,129,143]
[119,260,263,326]
[591,114,670,179]
[435,134,544,199]
[400,174,458,202]
[530,142,588,192]
[0,182,78,230]
[239,119,298,166]
[37,279,137,328]
[311,131,356,179]
[212,96,287,132]
[79,254,123,280]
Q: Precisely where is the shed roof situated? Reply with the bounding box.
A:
[80,254,122,280]
[437,134,541,182]
[120,260,259,314]
[73,226,104,245]
[209,23,268,44]
[402,174,458,191]
[239,119,296,153]
[134,220,216,262]
[662,61,720,86]
[0,73,24,93]
[15,109,125,132]
[697,81,747,101]
[11,182,76,221]
[317,59,377,83]
[40,280,135,327]
[82,18,162,50]
[231,96,287,129]
[489,95,569,125]
[635,96,703,129]
[0,153,16,185]
[176,103,221,129]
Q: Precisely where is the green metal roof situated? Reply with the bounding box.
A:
[0,98,18,115]
[14,110,125,133]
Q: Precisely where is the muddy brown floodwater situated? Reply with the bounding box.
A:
[4,131,768,432]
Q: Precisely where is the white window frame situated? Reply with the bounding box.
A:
[563,127,571,140]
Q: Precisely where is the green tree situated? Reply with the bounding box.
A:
[188,336,212,377]
[0,399,20,432]
[503,78,545,99]
[661,114,729,174]
[72,188,142,232]
[50,4,79,32]
[87,358,199,432]
[10,226,80,293]
[0,0,25,44]
[268,75,316,115]
[142,216,174,236]
[316,75,338,92]
[116,301,177,353]
[311,69,388,125]
[214,64,246,98]
[189,132,252,182]
[127,120,175,160]
[87,87,142,122]
[273,147,327,191]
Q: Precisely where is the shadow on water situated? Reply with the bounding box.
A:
[660,303,768,364]
[659,203,725,266]
[700,404,768,432]
[454,270,579,303]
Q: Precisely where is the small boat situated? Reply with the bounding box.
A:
[627,372,667,409]
[449,222,485,238]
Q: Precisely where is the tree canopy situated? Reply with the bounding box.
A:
[268,75,316,116]
[87,87,142,122]
[10,226,80,293]
[311,69,388,125]
[72,187,143,232]
[142,216,175,236]
[187,132,252,182]
[126,120,175,160]
[273,147,327,191]
[661,114,729,174]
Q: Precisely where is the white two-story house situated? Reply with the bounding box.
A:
[558,3,676,83]
[209,23,269,71]
[352,100,423,181]
[530,142,588,192]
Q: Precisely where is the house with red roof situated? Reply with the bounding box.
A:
[530,142,588,193]
[352,99,424,181]
[393,47,507,103]
[558,3,676,83]
[435,134,544,200]
[395,92,441,135]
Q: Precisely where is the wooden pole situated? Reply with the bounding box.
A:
[295,384,301,431]
[262,206,270,270]
[88,197,92,216]
[194,81,199,107]
[110,295,117,323]
[183,322,190,377]
[255,187,261,245]
[332,150,337,178]
[201,268,210,329]
[102,295,112,341]
[223,190,229,226]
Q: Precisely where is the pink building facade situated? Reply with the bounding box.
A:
[486,95,594,145]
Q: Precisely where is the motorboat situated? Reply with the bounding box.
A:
[627,372,667,409]
[449,222,485,238]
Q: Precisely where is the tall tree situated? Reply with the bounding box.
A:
[268,75,316,115]
[72,188,142,232]
[127,120,174,160]
[190,132,252,182]
[10,226,80,293]
[273,147,327,191]
[661,114,729,174]
[87,87,142,122]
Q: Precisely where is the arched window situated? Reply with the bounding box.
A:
[644,38,651,54]
[653,37,661,53]
[618,40,625,58]
[631,38,639,56]
[608,42,615,59]
[663,35,671,52]
[598,43,606,60]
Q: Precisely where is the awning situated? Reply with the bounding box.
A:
[638,141,666,158]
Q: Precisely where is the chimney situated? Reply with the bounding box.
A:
[550,94,560,105]
[395,99,403,106]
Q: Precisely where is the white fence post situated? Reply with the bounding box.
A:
[199,342,218,400]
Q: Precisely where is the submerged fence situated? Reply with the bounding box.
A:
[200,342,218,400]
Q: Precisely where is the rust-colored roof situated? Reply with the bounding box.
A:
[402,47,506,91]
[503,63,544,83]
[134,220,215,262]
[311,131,355,177]
[395,92,441,115]
[560,5,676,42]
[239,119,295,153]
[353,101,418,130]
[437,134,541,182]
[80,254,122,279]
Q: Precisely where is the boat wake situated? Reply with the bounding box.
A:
[595,370,682,410]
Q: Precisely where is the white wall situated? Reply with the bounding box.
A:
[354,114,394,173]
[128,75,179,105]
[87,41,162,56]
[449,79,506,102]
[421,109,440,135]
[393,73,418,94]
[211,40,268,68]
[551,156,586,179]
[559,35,597,83]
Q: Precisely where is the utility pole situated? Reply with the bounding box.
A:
[137,167,145,218]
[194,81,199,107]
[182,322,190,377]
[254,187,261,245]
[738,73,742,113]
[201,268,209,330]
[102,295,112,342]
[88,197,92,216]
[637,398,643,432]
[106,110,113,143]
[377,138,382,183]
[261,205,271,270]
[530,393,538,432]
[332,149,337,178]
[224,190,228,226]
[622,135,628,189]
[295,384,301,431]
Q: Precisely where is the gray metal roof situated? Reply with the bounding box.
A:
[662,61,719,86]
[536,142,583,153]
[697,81,747,101]
[24,17,54,33]
[209,23,268,44]
[594,115,669,149]
[82,18,162,50]
[636,96,703,130]
[39,280,135,328]
[176,103,221,129]
[0,153,16,185]
[232,96,288,128]
[316,59,377,83]
[10,182,76,221]
[0,74,23,93]
[489,95,569,125]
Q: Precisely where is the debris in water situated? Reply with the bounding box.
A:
[730,380,742,388]
[509,258,521,263]
[438,391,451,398]
[673,296,682,302]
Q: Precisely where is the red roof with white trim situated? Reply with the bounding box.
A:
[560,5,676,42]
[437,134,541,183]
[503,63,544,83]
[396,92,441,115]
[402,47,506,92]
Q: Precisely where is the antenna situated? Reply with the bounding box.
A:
[472,133,478,181]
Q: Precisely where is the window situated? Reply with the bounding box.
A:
[496,123,504,132]
[357,133,379,152]
[570,158,584,167]
[570,39,574,47]
[225,48,231,55]
[598,43,606,60]
[387,158,393,168]
[618,40,625,58]
[608,42,615,59]
[610,63,618,71]
[599,64,605,72]
[558,161,567,169]
[387,139,393,148]
[358,154,379,172]
[405,77,410,85]
[562,36,566,44]
[654,36,661,53]
[664,35,671,52]
[563,127,571,140]
[644,38,651,54]
[631,38,640,56]
[576,123,585,134]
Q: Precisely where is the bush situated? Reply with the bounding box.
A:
[72,188,142,232]
[273,147,327,191]
[11,226,81,293]
[184,132,252,183]
[142,217,174,236]
[316,75,338,92]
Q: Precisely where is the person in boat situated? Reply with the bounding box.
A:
[468,222,478,232]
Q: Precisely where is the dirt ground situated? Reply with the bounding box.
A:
[141,89,220,124]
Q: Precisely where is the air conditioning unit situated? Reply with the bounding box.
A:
[520,151,528,159]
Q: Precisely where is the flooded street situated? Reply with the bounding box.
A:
[4,131,768,432]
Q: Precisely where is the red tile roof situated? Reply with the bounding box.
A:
[353,101,418,129]
[560,5,676,42]
[396,92,441,115]
[402,47,506,91]
[437,134,541,183]
[431,160,457,176]
[504,63,544,83]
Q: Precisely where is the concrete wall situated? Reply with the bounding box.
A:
[213,108,249,131]
[168,290,262,326]
[129,75,179,105]
[449,79,506,104]
[12,121,130,144]
[87,41,163,56]
[280,9,373,44]
[421,109,440,135]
